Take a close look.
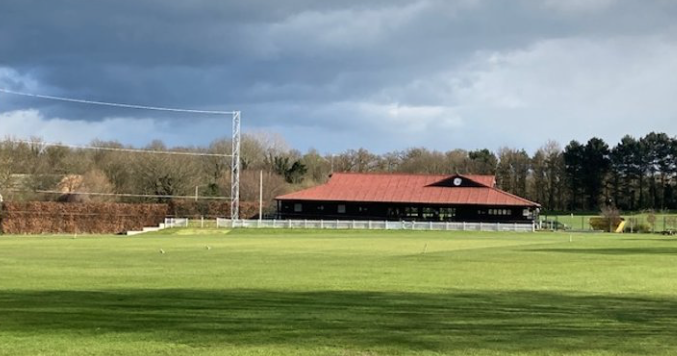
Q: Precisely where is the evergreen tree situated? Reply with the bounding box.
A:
[582,138,611,210]
[563,141,586,210]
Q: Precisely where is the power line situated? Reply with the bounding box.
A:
[8,189,231,201]
[0,88,242,217]
[4,139,232,158]
[0,88,237,115]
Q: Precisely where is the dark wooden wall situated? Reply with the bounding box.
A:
[277,200,537,223]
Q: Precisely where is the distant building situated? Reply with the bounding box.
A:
[276,173,540,223]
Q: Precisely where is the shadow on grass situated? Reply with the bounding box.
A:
[1,289,677,354]
[531,247,677,255]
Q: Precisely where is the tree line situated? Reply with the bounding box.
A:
[0,131,675,212]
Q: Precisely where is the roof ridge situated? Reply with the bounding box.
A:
[332,172,452,177]
[331,172,496,179]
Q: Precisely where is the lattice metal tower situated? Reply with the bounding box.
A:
[230,111,241,220]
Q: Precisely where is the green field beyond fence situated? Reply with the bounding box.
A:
[540,212,677,232]
[2,229,677,355]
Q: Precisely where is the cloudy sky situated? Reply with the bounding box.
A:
[1,0,676,153]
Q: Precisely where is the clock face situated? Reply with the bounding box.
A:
[453,178,463,186]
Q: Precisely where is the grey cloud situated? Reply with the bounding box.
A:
[1,0,676,152]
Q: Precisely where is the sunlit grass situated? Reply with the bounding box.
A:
[1,229,676,355]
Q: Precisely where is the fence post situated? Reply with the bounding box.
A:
[445,222,449,231]
[463,222,466,231]
[480,222,483,231]
[368,221,372,229]
[288,220,292,229]
[304,219,307,229]
[429,221,433,230]
[320,220,324,229]
[352,220,356,229]
[497,222,500,231]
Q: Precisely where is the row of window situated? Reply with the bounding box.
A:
[488,209,512,216]
[294,203,348,214]
[291,204,518,218]
[477,209,512,216]
[387,207,457,216]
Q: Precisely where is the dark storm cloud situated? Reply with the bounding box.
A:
[1,0,677,151]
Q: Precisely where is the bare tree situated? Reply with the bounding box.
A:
[0,142,14,190]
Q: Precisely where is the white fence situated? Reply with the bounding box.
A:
[216,219,535,232]
[164,218,189,228]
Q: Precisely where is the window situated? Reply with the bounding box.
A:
[488,209,511,216]
[440,208,456,221]
[405,207,419,218]
[422,207,438,220]
[338,204,346,214]
[294,203,302,213]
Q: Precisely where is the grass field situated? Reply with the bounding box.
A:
[541,212,677,231]
[1,229,677,355]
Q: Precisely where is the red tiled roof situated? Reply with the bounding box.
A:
[276,173,539,207]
